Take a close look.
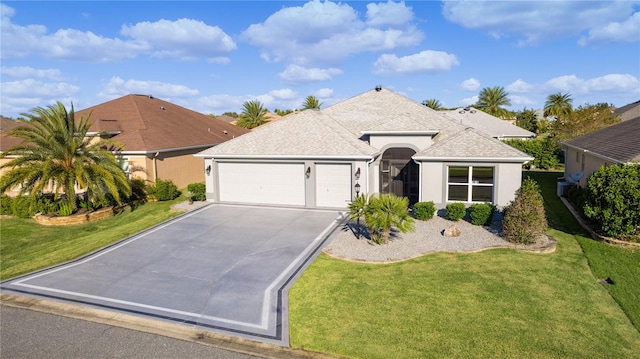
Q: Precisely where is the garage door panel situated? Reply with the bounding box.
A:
[218,163,305,206]
[316,164,352,208]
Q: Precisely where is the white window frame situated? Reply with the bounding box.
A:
[446,165,495,203]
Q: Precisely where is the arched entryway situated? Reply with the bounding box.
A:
[379,147,418,203]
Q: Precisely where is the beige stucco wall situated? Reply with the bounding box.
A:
[418,161,523,207]
[563,147,611,187]
[369,135,432,151]
[155,149,206,189]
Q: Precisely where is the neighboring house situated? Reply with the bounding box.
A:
[72,94,249,189]
[562,117,640,187]
[614,99,640,122]
[0,117,27,195]
[196,88,532,209]
[440,107,536,140]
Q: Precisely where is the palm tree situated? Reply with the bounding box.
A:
[0,102,131,211]
[544,92,573,118]
[422,98,443,110]
[476,86,513,119]
[301,95,322,110]
[236,100,268,129]
[364,194,415,244]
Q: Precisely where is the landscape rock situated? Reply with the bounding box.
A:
[443,225,461,237]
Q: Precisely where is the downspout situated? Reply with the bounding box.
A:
[414,159,422,202]
[365,156,376,194]
[152,152,160,182]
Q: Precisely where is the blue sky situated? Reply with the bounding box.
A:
[1,1,639,118]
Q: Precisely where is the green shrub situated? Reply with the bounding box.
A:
[34,193,61,214]
[566,185,587,215]
[187,182,206,201]
[10,196,37,218]
[445,203,466,221]
[502,178,548,244]
[413,201,436,220]
[128,178,148,204]
[504,137,560,170]
[469,203,495,226]
[0,196,13,215]
[58,202,74,216]
[584,163,640,238]
[147,179,180,201]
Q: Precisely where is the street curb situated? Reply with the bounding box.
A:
[0,293,343,359]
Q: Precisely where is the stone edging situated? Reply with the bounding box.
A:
[559,197,640,248]
[33,206,123,226]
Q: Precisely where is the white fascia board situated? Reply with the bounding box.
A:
[361,130,439,136]
[117,144,218,155]
[87,131,121,136]
[562,143,622,164]
[413,156,534,163]
[194,154,376,160]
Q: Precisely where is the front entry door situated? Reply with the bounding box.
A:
[380,148,418,203]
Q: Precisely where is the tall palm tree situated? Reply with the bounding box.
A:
[544,92,573,118]
[476,86,513,119]
[0,102,131,210]
[301,95,322,110]
[236,100,268,129]
[422,98,443,110]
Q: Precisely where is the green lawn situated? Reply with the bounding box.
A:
[0,200,183,281]
[289,171,640,358]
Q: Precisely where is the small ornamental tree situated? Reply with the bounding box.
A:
[364,194,415,244]
[503,178,548,244]
[583,163,640,238]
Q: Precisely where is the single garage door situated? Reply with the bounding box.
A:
[315,163,352,208]
[218,162,306,206]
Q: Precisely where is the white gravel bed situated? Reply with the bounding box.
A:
[323,215,553,263]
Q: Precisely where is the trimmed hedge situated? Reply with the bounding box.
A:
[413,201,436,220]
[187,182,206,201]
[469,203,495,226]
[446,203,466,221]
[147,179,180,201]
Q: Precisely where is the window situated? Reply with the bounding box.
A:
[447,166,494,203]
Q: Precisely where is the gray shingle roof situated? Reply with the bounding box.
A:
[441,107,535,139]
[563,117,640,163]
[197,109,378,158]
[414,127,533,161]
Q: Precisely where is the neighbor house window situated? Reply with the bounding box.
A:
[447,166,494,203]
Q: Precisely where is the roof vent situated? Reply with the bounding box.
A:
[148,95,154,99]
[223,130,228,135]
[160,106,165,110]
[463,106,470,111]
[375,85,382,92]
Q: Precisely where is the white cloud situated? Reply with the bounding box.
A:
[442,1,638,46]
[511,95,536,106]
[585,74,639,92]
[269,88,297,100]
[460,77,480,91]
[507,79,533,93]
[279,64,343,84]
[544,73,640,100]
[97,77,199,99]
[579,12,640,46]
[315,88,334,98]
[1,5,235,62]
[1,79,80,97]
[120,18,236,60]
[241,0,422,66]
[459,95,478,107]
[372,50,459,75]
[545,75,583,92]
[1,66,64,81]
[366,1,414,27]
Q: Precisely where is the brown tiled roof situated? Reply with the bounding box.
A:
[614,100,640,122]
[563,117,640,163]
[75,95,249,152]
[0,117,27,151]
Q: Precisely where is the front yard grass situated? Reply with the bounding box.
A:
[289,171,640,358]
[0,200,183,281]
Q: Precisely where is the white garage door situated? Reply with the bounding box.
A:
[218,162,305,206]
[315,163,352,208]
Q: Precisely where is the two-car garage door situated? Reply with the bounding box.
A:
[217,162,352,208]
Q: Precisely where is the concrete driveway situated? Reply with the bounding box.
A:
[0,204,344,346]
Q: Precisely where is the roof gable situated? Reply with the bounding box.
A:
[197,109,378,158]
[441,107,535,139]
[414,127,533,161]
[564,117,640,163]
[0,117,27,151]
[75,95,249,152]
